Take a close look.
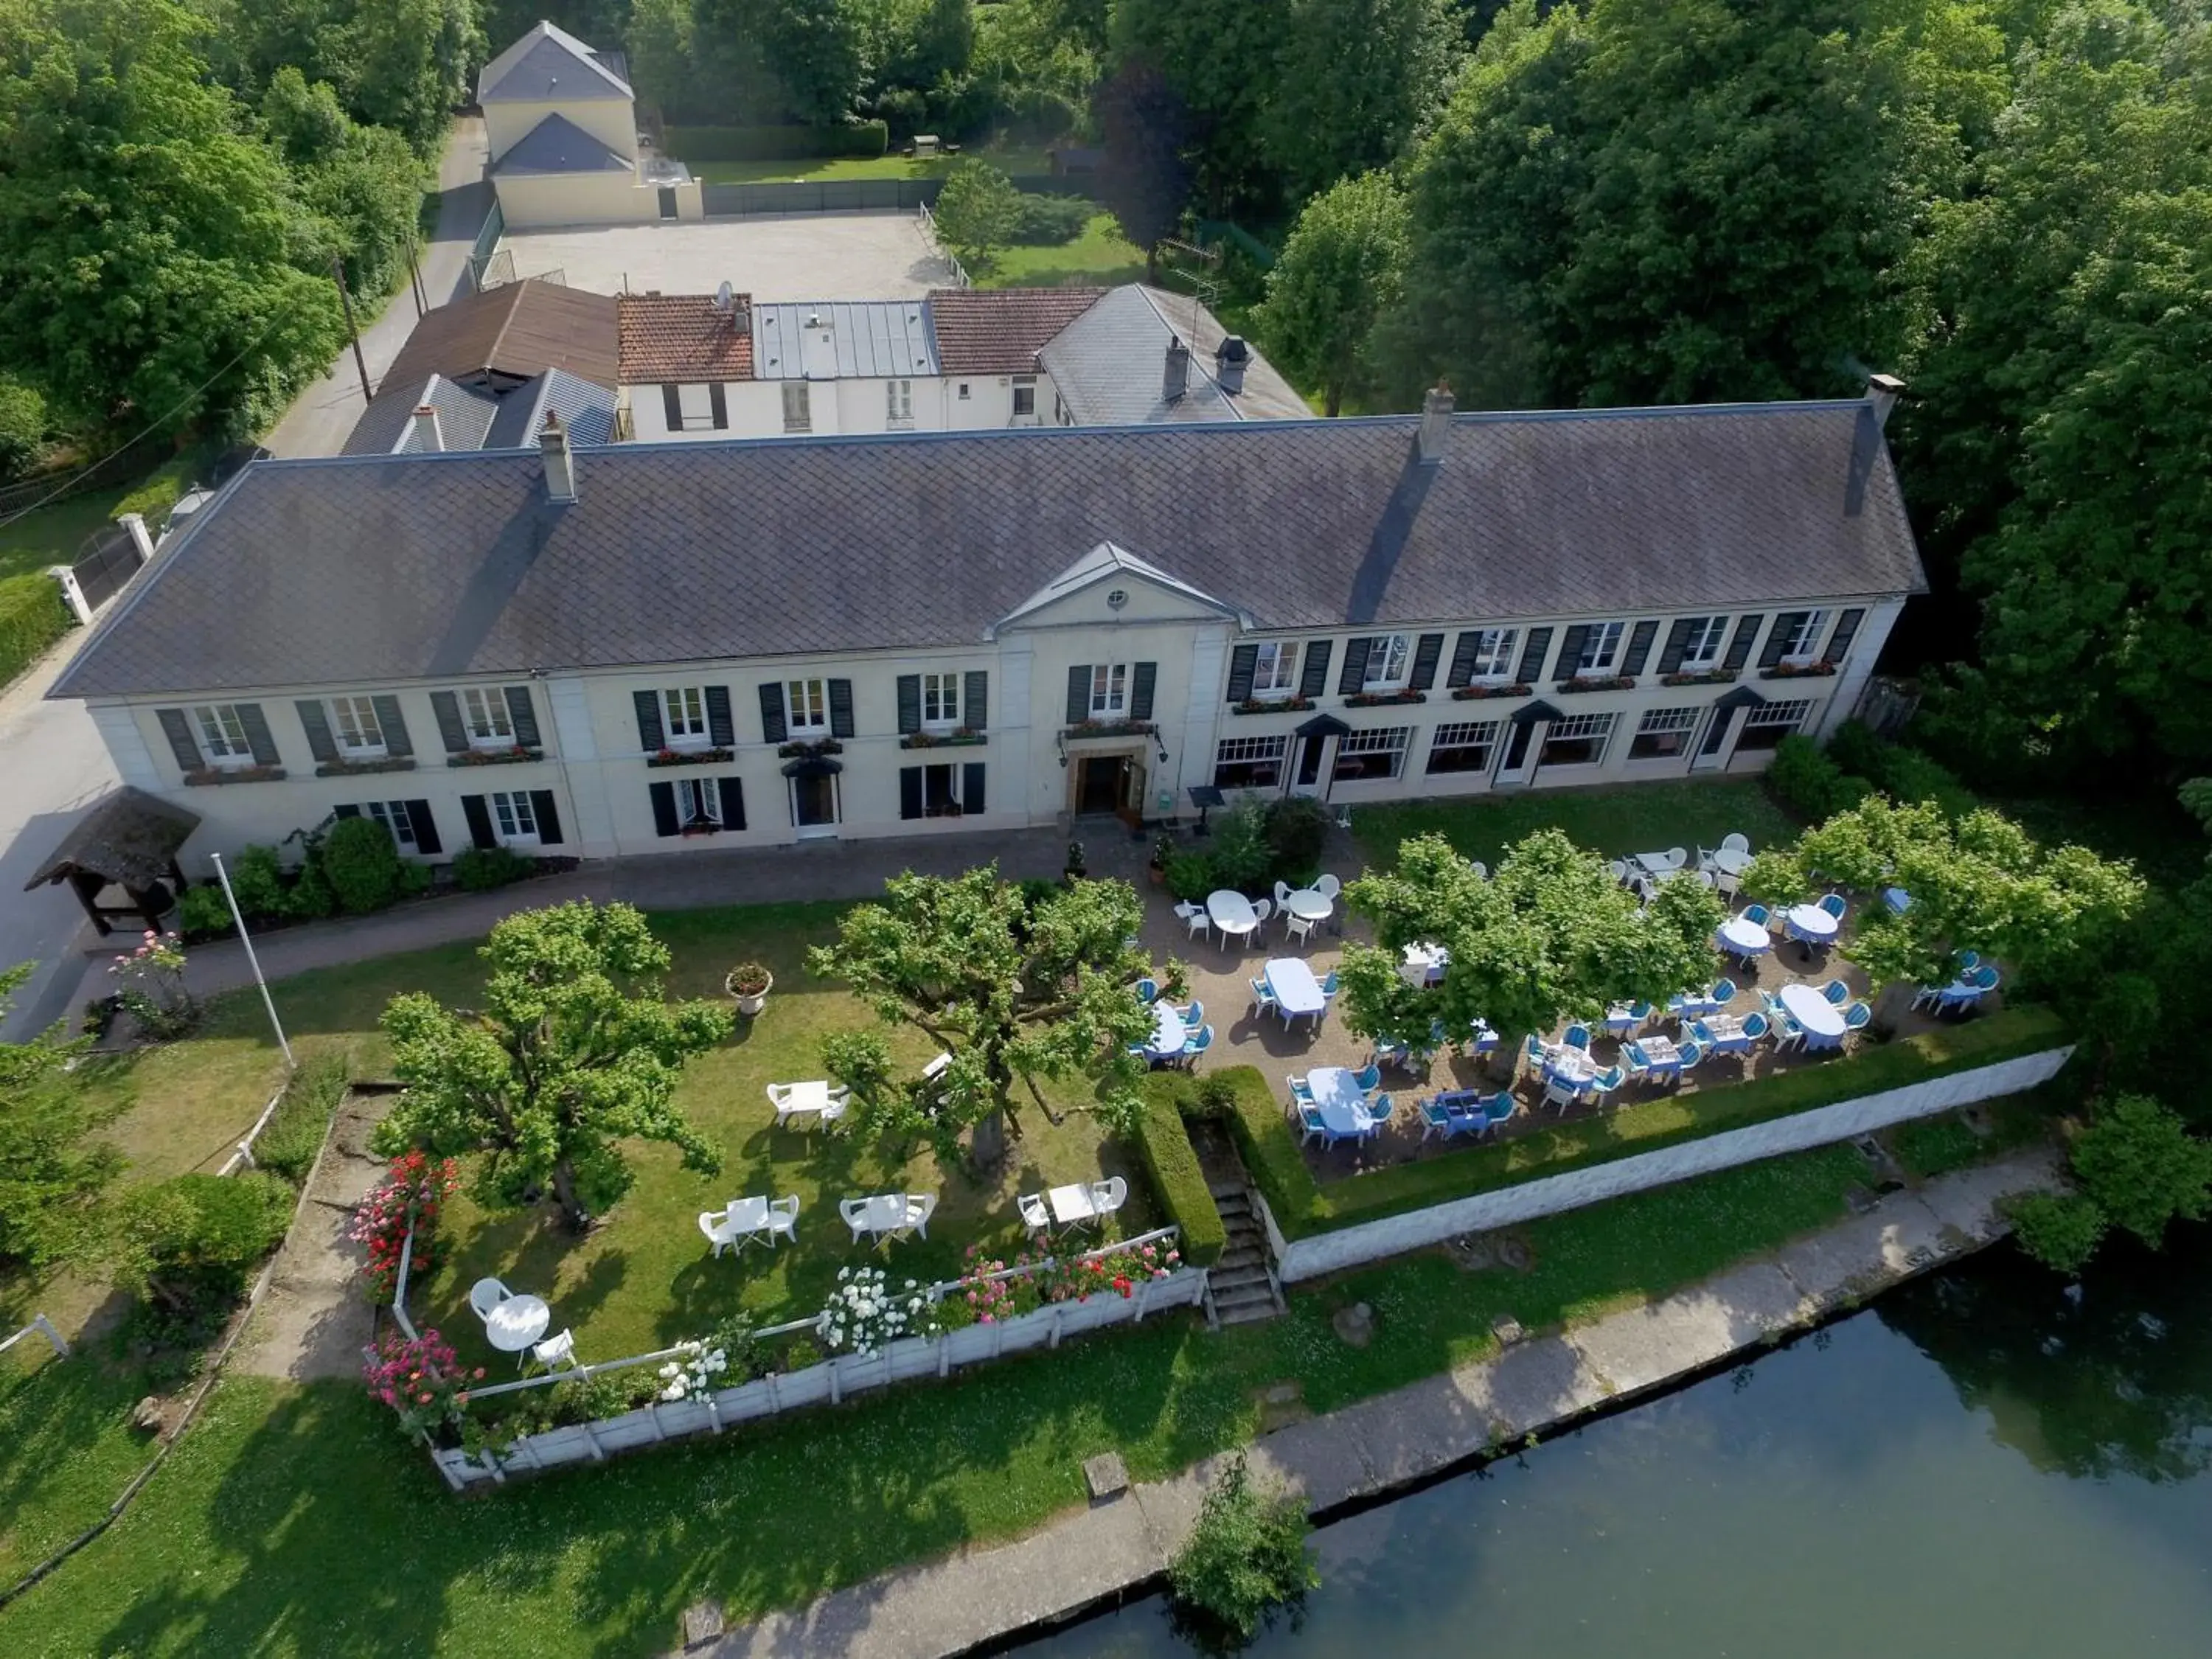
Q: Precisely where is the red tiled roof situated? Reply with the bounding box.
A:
[927,288,1107,375]
[617,295,754,383]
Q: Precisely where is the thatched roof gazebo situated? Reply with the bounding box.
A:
[24,787,201,936]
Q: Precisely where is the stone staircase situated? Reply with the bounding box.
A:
[1206,1180,1285,1327]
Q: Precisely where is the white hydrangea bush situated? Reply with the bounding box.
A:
[820,1265,935,1355]
[655,1340,731,1401]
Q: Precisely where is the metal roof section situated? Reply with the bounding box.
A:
[751,301,941,380]
[477,22,633,102]
[484,370,619,451]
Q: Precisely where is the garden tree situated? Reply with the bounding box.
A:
[1257,172,1411,415]
[1261,0,1457,206]
[865,0,975,103]
[374,901,732,1232]
[0,0,346,440]
[1338,830,1727,1057]
[0,374,45,480]
[2069,1093,2212,1251]
[1107,0,1281,215]
[1093,59,1191,282]
[109,1171,295,1312]
[484,0,635,50]
[199,0,482,156]
[807,867,1153,1166]
[0,964,124,1270]
[260,67,428,300]
[931,160,1024,270]
[693,0,866,124]
[967,0,1104,138]
[626,0,699,120]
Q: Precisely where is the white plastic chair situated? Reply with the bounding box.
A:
[1018,1192,1051,1234]
[839,1197,872,1243]
[1250,897,1273,939]
[922,1051,953,1082]
[1720,832,1750,857]
[1090,1175,1129,1218]
[1273,880,1293,911]
[765,1081,795,1122]
[469,1277,512,1321]
[902,1192,937,1239]
[1715,868,1742,899]
[1660,846,1688,870]
[1175,901,1210,942]
[764,1194,800,1246]
[1314,873,1342,901]
[1468,860,1487,880]
[532,1328,577,1370]
[818,1087,850,1127]
[1283,911,1316,947]
[698,1207,740,1258]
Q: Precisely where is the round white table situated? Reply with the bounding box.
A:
[1284,888,1333,922]
[1777,983,1848,1047]
[1206,889,1258,945]
[484,1294,550,1354]
[1709,846,1755,876]
[1147,1003,1188,1057]
[1716,915,1770,958]
[1784,904,1840,953]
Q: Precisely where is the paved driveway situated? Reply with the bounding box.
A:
[498,213,957,300]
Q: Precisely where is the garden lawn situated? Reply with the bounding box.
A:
[975,212,1146,289]
[1356,779,1803,872]
[0,459,195,584]
[688,145,1054,185]
[0,1138,1877,1656]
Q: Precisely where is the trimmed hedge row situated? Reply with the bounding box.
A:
[1131,1077,1226,1267]
[1226,1005,2070,1242]
[0,572,71,686]
[666,122,889,161]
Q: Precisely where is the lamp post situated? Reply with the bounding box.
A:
[210,852,293,1067]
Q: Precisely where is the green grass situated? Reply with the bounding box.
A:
[0,1137,1875,1655]
[1357,779,1805,873]
[0,457,195,585]
[1888,1089,2060,1182]
[689,145,1055,185]
[975,212,1147,289]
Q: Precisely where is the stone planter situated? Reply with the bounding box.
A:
[726,968,773,1016]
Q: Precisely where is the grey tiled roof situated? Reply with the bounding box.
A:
[493,114,632,175]
[55,403,1927,698]
[343,375,500,456]
[1040,288,1307,425]
[479,23,631,102]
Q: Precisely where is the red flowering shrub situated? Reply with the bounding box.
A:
[362,1327,484,1439]
[348,1150,459,1302]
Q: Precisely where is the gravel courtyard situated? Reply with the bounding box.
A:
[496,213,958,300]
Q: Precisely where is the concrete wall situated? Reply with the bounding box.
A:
[1272,1046,2076,1283]
[493,171,655,230]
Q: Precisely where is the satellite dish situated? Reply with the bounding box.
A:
[714,280,734,313]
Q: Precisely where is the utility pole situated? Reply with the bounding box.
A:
[405,228,428,317]
[210,853,294,1068]
[330,254,372,403]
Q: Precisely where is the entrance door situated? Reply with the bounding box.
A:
[1077,756,1124,815]
[1691,708,1735,771]
[1494,720,1538,787]
[790,773,839,836]
[1290,736,1328,797]
[657,187,678,220]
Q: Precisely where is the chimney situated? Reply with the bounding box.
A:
[116,512,156,563]
[540,413,577,503]
[411,404,444,453]
[1214,335,1249,396]
[1164,336,1191,404]
[1417,381,1455,464]
[1865,372,1906,430]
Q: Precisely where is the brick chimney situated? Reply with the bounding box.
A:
[1865,372,1906,430]
[411,404,444,453]
[1214,335,1249,396]
[1417,381,1455,464]
[1163,336,1191,405]
[540,413,577,503]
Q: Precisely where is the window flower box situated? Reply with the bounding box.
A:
[776,739,844,759]
[647,746,735,768]
[1229,696,1313,716]
[181,764,286,786]
[1451,682,1531,701]
[1759,661,1838,681]
[315,756,417,779]
[1660,669,1739,687]
[899,730,985,749]
[1062,719,1155,740]
[446,746,543,768]
[1343,689,1427,708]
[1554,675,1637,695]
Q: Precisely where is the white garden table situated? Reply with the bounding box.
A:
[1047,1183,1099,1231]
[1263,958,1326,1026]
[1146,1003,1187,1059]
[1716,915,1771,962]
[1206,889,1259,948]
[773,1079,836,1127]
[1708,846,1755,877]
[1778,983,1848,1051]
[1546,1046,1596,1088]
[484,1294,550,1354]
[1399,942,1449,986]
[1305,1066,1374,1138]
[855,1193,911,1239]
[1283,888,1333,923]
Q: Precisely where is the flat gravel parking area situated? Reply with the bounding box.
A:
[498,213,957,300]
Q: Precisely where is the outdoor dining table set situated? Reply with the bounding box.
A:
[1135,999,1213,1068]
[470,1276,577,1372]
[1419,1087,1518,1142]
[1293,1065,1393,1147]
[1256,956,1335,1031]
[840,1191,938,1246]
[1018,1176,1130,1237]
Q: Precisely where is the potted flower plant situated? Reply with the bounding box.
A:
[725,961,773,1015]
[1149,834,1174,886]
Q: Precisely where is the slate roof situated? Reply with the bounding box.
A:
[619,296,754,383]
[344,374,501,456]
[494,114,634,175]
[375,280,621,397]
[24,787,200,890]
[927,288,1105,375]
[482,370,618,450]
[56,402,1927,700]
[1042,287,1308,425]
[753,300,939,380]
[478,22,631,102]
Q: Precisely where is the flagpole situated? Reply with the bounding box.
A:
[210,852,293,1067]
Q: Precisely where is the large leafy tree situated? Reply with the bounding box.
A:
[1260,0,1457,206]
[201,0,481,156]
[1108,0,1281,215]
[1093,58,1191,280]
[808,867,1153,1166]
[1257,171,1410,415]
[693,0,866,124]
[1338,830,1727,1055]
[0,963,124,1270]
[374,902,731,1232]
[261,67,428,300]
[932,159,1024,271]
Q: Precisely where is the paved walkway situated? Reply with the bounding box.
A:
[704,1147,2062,1658]
[235,1091,388,1381]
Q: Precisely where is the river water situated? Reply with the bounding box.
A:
[1019,1228,2212,1658]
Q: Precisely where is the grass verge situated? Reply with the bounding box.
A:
[1356,778,1804,872]
[976,212,1145,288]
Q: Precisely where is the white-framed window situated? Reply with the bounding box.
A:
[1213,734,1288,789]
[1735,698,1815,753]
[364,800,417,849]
[787,678,829,734]
[1576,622,1627,675]
[1781,611,1829,662]
[1426,720,1500,775]
[1629,706,1702,760]
[1332,726,1411,782]
[662,686,709,746]
[675,383,715,431]
[886,380,913,425]
[461,687,513,746]
[1089,663,1128,717]
[675,777,720,829]
[781,383,811,434]
[192,703,254,765]
[1251,641,1301,698]
[1467,627,1519,681]
[327,695,385,756]
[490,790,539,844]
[1012,377,1036,417]
[922,672,960,728]
[1680,616,1728,669]
[1361,634,1412,691]
[1539,712,1615,768]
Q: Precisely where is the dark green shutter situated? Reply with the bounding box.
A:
[462,794,496,849]
[633,689,665,751]
[1225,644,1259,703]
[1409,633,1445,691]
[1624,620,1659,678]
[1822,608,1865,665]
[1298,640,1332,700]
[1445,632,1483,689]
[649,782,679,837]
[1723,613,1764,672]
[1761,613,1807,669]
[827,678,855,738]
[372,695,411,757]
[157,709,202,771]
[503,687,539,748]
[1555,625,1591,679]
[717,777,745,830]
[405,800,441,855]
[529,790,562,845]
[758,682,787,743]
[708,383,727,429]
[430,690,468,753]
[962,762,986,815]
[1129,662,1157,721]
[1657,619,1697,675]
[237,704,279,765]
[900,766,923,820]
[897,675,922,734]
[295,700,338,764]
[1065,665,1089,724]
[661,384,681,429]
[963,669,987,730]
[704,685,734,747]
[1514,627,1554,684]
[1338,638,1373,696]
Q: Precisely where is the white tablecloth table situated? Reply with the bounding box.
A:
[1546,1046,1596,1088]
[1778,983,1848,1048]
[1283,888,1333,922]
[1698,1013,1750,1054]
[1717,916,1771,959]
[1709,846,1755,876]
[1047,1183,1099,1228]
[1306,1066,1373,1137]
[1399,942,1449,986]
[852,1193,913,1240]
[1206,889,1259,946]
[1633,850,1686,876]
[1638,1034,1683,1078]
[1784,904,1840,952]
[484,1294,551,1354]
[1146,1003,1188,1058]
[1264,958,1326,1023]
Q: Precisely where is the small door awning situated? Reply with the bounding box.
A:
[781,757,844,779]
[1506,699,1564,727]
[1293,712,1352,740]
[1711,685,1767,714]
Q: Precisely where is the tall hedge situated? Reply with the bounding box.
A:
[0,573,71,686]
[666,122,888,161]
[1133,1080,1228,1266]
